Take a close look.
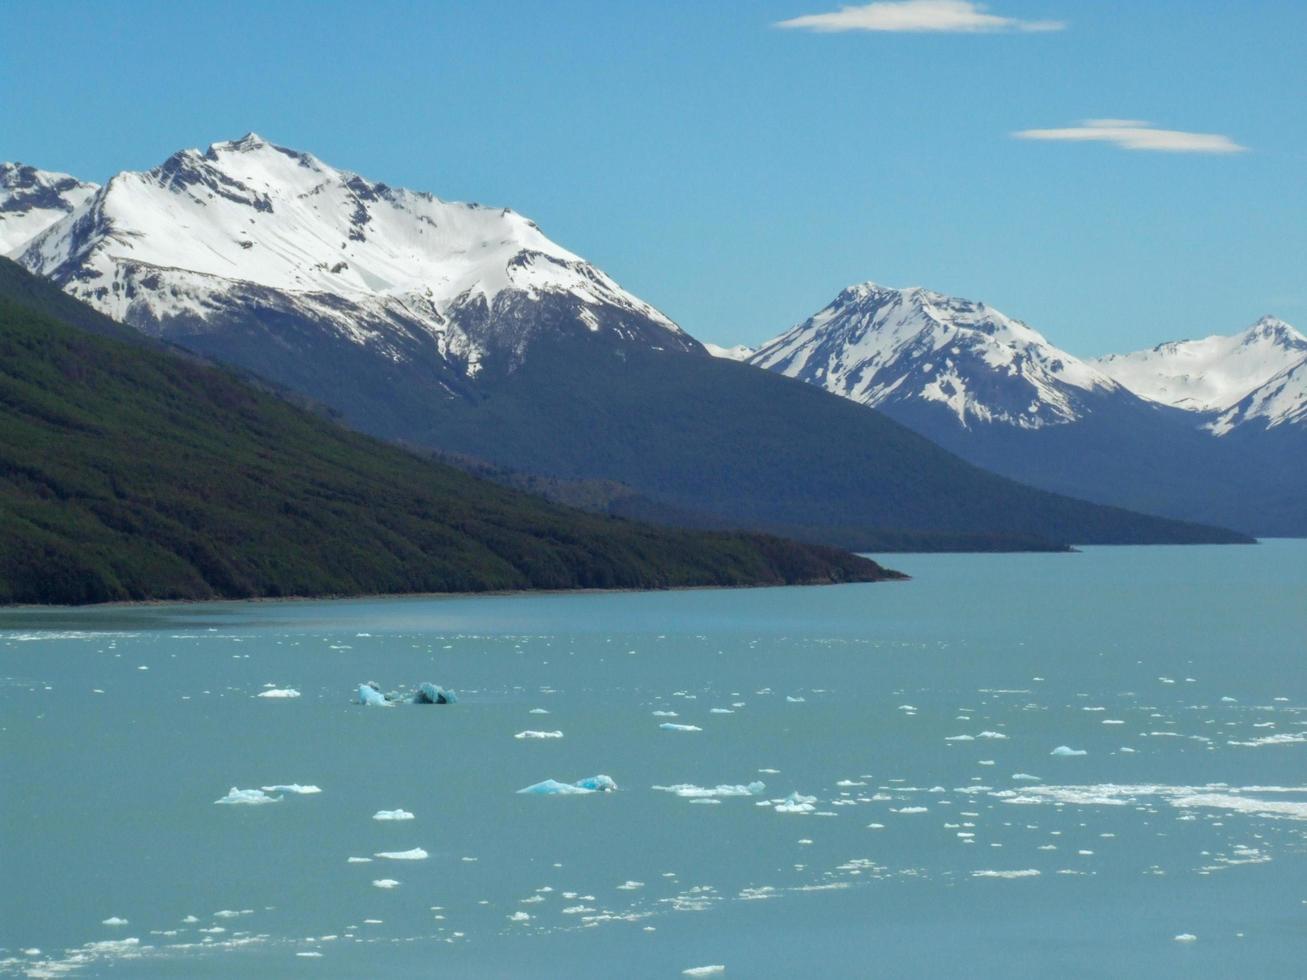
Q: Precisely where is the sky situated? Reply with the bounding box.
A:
[5,0,1304,356]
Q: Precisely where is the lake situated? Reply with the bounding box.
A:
[2,541,1306,978]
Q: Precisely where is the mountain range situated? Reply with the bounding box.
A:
[1,135,1253,549]
[739,284,1304,536]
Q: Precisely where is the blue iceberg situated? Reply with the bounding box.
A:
[517,774,618,795]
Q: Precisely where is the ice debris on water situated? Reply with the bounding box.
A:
[356,681,458,706]
[517,775,617,795]
[373,809,415,821]
[257,688,301,699]
[101,917,128,926]
[374,848,428,860]
[660,723,702,732]
[653,782,766,799]
[372,879,400,889]
[1174,933,1197,943]
[1051,746,1088,757]
[683,967,726,977]
[261,784,320,794]
[774,792,817,814]
[214,787,280,805]
[515,730,563,739]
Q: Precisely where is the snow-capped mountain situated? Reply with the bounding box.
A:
[737,281,1304,536]
[1093,316,1307,432]
[11,133,696,378]
[0,163,98,256]
[748,282,1127,430]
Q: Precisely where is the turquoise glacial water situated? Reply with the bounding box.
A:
[2,541,1306,977]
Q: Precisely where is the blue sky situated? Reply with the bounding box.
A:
[5,1,1304,355]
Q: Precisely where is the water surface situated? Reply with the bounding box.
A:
[2,542,1305,977]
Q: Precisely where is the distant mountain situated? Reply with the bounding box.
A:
[750,282,1133,430]
[0,163,98,257]
[745,282,1303,536]
[0,258,896,605]
[4,137,1246,549]
[1093,316,1307,434]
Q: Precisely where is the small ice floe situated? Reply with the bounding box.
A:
[357,684,390,707]
[710,708,734,714]
[774,792,817,814]
[507,911,531,923]
[372,809,415,821]
[101,917,128,926]
[529,708,550,714]
[617,881,645,890]
[371,879,400,889]
[896,806,929,814]
[1050,746,1087,757]
[972,869,1040,879]
[296,952,323,958]
[356,681,458,706]
[652,710,678,717]
[1012,773,1042,781]
[1173,933,1197,943]
[660,723,702,732]
[262,784,321,795]
[515,730,564,740]
[517,775,617,795]
[257,688,301,699]
[374,848,428,861]
[683,966,726,977]
[347,857,373,863]
[214,787,280,805]
[786,696,806,703]
[652,782,766,799]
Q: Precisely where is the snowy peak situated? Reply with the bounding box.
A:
[1092,316,1307,415]
[17,134,685,360]
[0,163,98,256]
[749,281,1120,429]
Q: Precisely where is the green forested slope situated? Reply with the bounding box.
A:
[0,284,897,605]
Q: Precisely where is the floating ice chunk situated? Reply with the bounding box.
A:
[356,684,389,707]
[1050,746,1087,757]
[945,735,975,741]
[518,775,617,795]
[617,881,645,890]
[683,967,726,977]
[977,731,1008,740]
[371,879,400,889]
[652,710,678,717]
[660,723,702,732]
[101,917,128,926]
[710,708,734,714]
[214,787,281,805]
[1174,933,1197,943]
[373,809,415,821]
[896,806,929,814]
[529,708,550,714]
[515,730,564,740]
[297,952,323,958]
[774,792,817,814]
[262,784,321,795]
[415,682,457,705]
[972,869,1040,879]
[653,782,766,799]
[374,848,428,860]
[508,911,531,922]
[257,688,301,699]
[1012,773,1042,782]
[347,857,372,863]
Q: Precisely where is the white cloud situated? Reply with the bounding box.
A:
[1013,119,1247,154]
[776,1,1065,33]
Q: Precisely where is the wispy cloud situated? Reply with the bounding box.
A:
[1013,119,1247,154]
[776,1,1065,34]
